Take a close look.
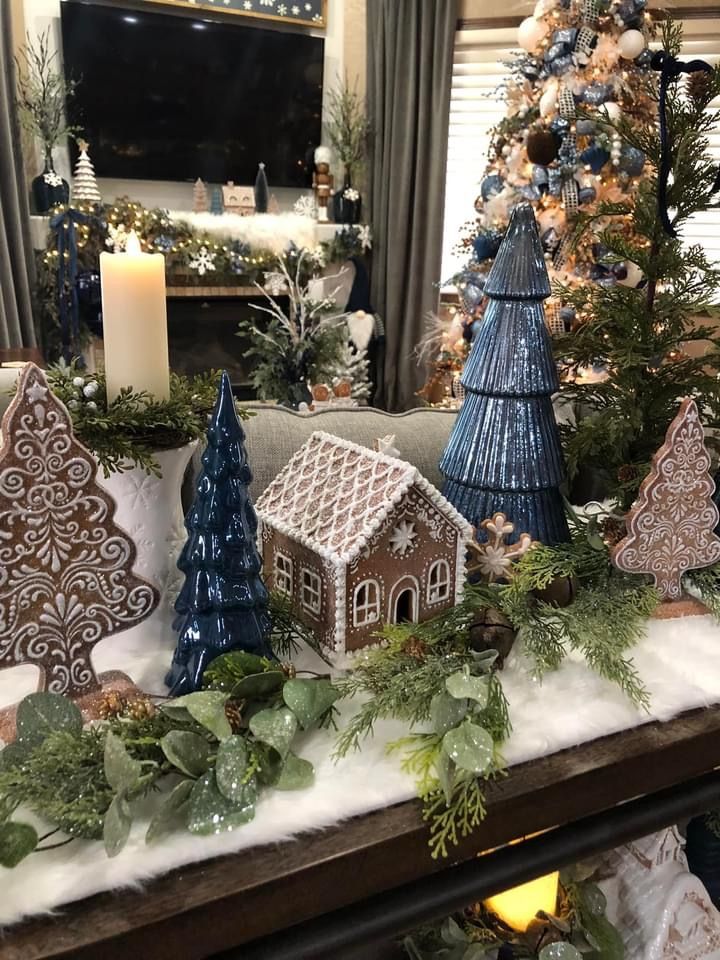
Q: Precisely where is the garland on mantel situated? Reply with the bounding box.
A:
[37,197,370,360]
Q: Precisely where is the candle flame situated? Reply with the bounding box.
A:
[125,231,142,255]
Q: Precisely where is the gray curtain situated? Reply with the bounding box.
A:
[367,0,457,411]
[0,3,38,349]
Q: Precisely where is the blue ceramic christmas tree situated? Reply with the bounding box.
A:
[166,372,273,695]
[439,203,570,545]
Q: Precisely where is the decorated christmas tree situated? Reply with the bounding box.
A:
[71,139,102,205]
[254,162,269,214]
[451,0,656,335]
[612,397,720,606]
[557,20,720,507]
[0,364,158,704]
[440,203,570,545]
[193,177,208,213]
[166,372,273,695]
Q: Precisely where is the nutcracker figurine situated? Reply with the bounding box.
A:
[313,145,334,223]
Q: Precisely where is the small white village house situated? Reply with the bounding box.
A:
[255,432,472,655]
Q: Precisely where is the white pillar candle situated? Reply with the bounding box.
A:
[100,231,170,403]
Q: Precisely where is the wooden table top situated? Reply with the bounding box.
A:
[3,704,720,960]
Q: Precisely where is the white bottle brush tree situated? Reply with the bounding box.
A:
[72,139,102,205]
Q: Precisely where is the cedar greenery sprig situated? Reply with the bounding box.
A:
[45,362,234,476]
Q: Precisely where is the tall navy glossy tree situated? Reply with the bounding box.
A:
[166,372,273,695]
[440,203,570,545]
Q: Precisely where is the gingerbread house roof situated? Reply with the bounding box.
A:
[255,432,472,565]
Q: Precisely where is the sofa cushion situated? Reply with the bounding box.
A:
[241,404,457,499]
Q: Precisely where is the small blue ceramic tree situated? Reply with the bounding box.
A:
[439,203,570,545]
[166,372,273,695]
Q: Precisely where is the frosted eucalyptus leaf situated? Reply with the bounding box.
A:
[16,693,82,745]
[275,751,314,790]
[188,771,256,835]
[231,670,284,700]
[249,707,297,758]
[435,750,456,806]
[539,943,583,960]
[170,691,232,741]
[470,649,499,668]
[445,668,490,707]
[283,678,339,728]
[215,736,250,802]
[0,821,38,867]
[160,730,211,778]
[441,916,469,945]
[580,882,607,916]
[0,742,31,772]
[104,730,143,793]
[103,793,132,857]
[430,691,467,735]
[146,779,193,843]
[442,721,494,775]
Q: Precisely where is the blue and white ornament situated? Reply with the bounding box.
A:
[619,144,645,176]
[580,144,610,173]
[481,174,505,201]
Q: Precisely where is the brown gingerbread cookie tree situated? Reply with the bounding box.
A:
[0,364,158,736]
[612,397,720,615]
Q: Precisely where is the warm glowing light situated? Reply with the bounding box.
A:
[125,230,142,255]
[484,872,559,932]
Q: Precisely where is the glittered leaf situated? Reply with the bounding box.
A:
[539,944,583,960]
[436,749,456,806]
[16,693,82,746]
[187,771,256,835]
[215,736,250,802]
[103,793,132,857]
[0,742,31,772]
[146,779,193,844]
[231,671,284,700]
[441,916,470,945]
[160,730,211,778]
[104,730,143,793]
[248,707,297,758]
[282,678,339,729]
[171,691,231,741]
[442,721,494,775]
[0,821,38,867]
[445,669,489,707]
[430,691,468,736]
[275,751,314,790]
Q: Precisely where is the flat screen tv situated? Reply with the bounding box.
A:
[60,1,324,186]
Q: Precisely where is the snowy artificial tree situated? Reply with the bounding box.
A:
[316,339,370,401]
[193,177,208,213]
[450,0,656,335]
[440,203,570,545]
[71,139,102,205]
[165,371,273,695]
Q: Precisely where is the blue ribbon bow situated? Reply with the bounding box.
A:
[50,207,93,359]
[651,49,720,237]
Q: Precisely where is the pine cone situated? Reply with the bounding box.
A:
[601,515,626,547]
[98,690,127,719]
[126,697,156,721]
[224,699,244,734]
[686,70,713,105]
[402,636,428,660]
[617,463,638,483]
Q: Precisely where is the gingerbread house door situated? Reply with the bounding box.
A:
[389,576,419,624]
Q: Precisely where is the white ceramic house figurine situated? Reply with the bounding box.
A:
[255,432,472,655]
[222,181,255,216]
[599,827,720,960]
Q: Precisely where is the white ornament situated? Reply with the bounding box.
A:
[106,223,128,253]
[540,85,559,118]
[264,271,288,296]
[293,194,318,219]
[618,29,646,60]
[189,245,216,276]
[618,260,643,288]
[518,16,548,52]
[43,170,62,187]
[389,520,417,556]
[358,224,372,251]
[602,101,622,122]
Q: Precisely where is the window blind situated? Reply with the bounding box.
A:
[441,19,720,296]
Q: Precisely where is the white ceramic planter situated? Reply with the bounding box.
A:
[99,441,198,613]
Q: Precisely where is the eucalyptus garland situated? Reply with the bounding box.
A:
[45,362,230,475]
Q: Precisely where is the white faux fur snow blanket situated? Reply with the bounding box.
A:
[166,211,320,254]
[2,606,720,928]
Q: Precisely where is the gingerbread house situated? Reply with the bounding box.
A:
[255,432,472,655]
[222,181,254,215]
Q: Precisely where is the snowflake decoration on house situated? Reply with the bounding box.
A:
[278,3,288,14]
[264,271,288,296]
[389,520,417,556]
[106,223,128,253]
[466,513,535,584]
[358,225,372,252]
[43,170,63,187]
[189,245,216,277]
[293,194,318,219]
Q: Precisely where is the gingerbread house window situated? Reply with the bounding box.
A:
[301,568,322,615]
[353,579,380,627]
[274,552,294,596]
[428,560,451,603]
